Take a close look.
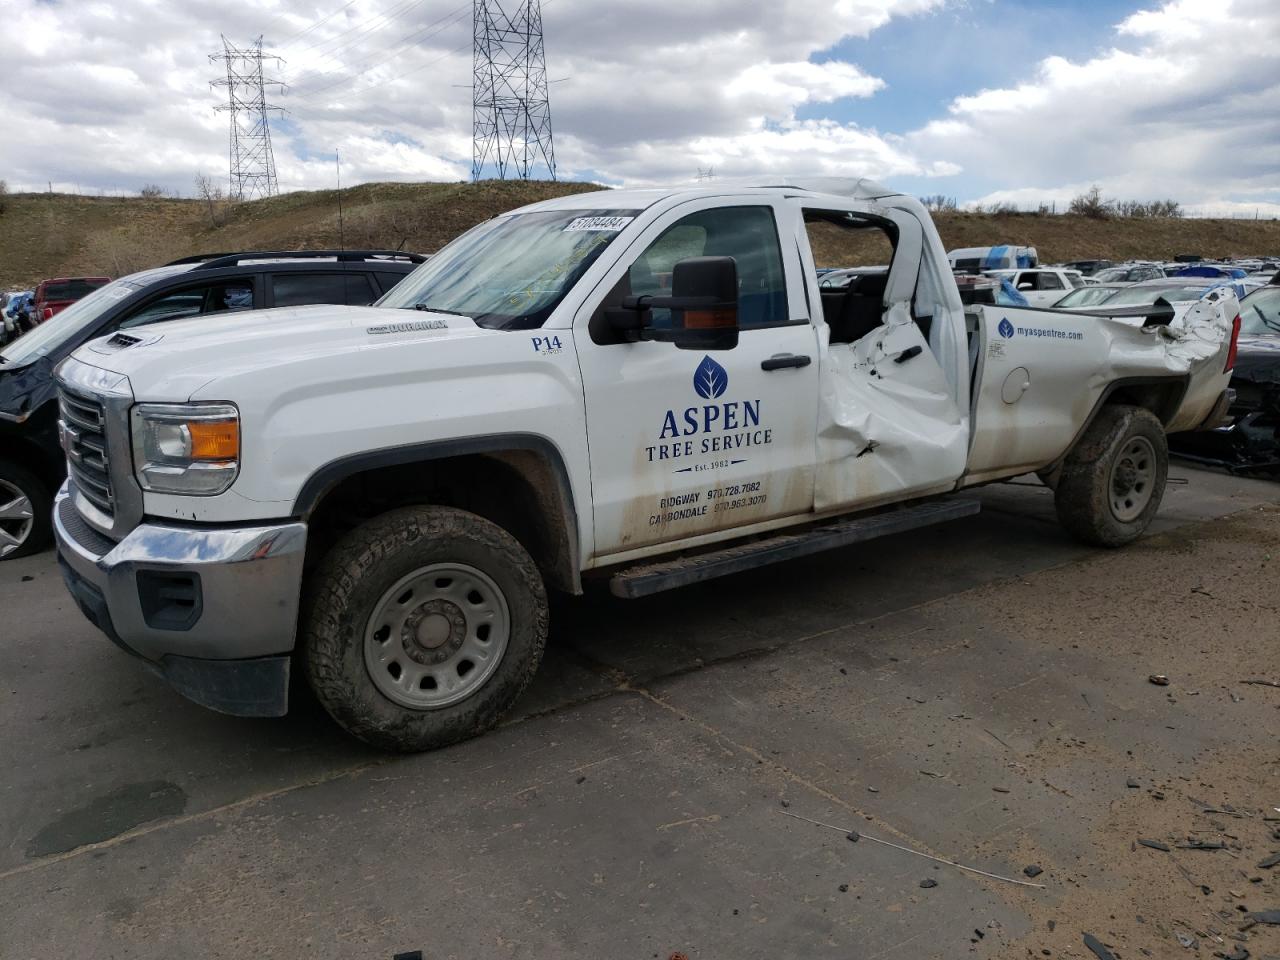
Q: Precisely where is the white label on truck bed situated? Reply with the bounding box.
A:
[564,216,634,232]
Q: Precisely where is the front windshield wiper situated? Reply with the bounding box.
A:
[410,303,470,317]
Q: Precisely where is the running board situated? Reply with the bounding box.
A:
[609,498,981,599]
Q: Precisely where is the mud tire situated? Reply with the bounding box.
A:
[303,506,547,752]
[1054,404,1168,548]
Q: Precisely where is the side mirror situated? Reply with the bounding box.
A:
[612,256,740,351]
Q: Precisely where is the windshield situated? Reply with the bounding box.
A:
[1092,268,1130,283]
[0,278,139,365]
[1241,288,1280,336]
[378,209,640,330]
[1055,286,1119,308]
[42,278,108,301]
[1102,284,1213,306]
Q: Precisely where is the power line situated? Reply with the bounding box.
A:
[288,0,433,61]
[279,0,362,46]
[289,0,558,109]
[290,4,470,101]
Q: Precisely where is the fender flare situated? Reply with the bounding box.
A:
[291,433,582,591]
[1045,374,1190,474]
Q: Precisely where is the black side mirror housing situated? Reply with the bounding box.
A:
[611,255,740,351]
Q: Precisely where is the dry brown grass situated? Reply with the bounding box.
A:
[2,182,1277,287]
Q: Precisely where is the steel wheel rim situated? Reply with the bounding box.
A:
[0,479,34,559]
[1109,436,1157,523]
[363,562,511,710]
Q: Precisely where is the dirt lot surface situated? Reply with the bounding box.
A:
[1,466,1278,959]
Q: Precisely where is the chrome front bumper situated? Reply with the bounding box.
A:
[53,483,307,716]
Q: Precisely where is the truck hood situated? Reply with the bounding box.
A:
[69,304,496,400]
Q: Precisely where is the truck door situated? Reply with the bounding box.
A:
[796,201,970,511]
[574,199,819,560]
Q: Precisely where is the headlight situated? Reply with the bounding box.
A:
[131,403,240,496]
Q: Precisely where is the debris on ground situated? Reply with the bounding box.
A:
[919,878,937,888]
[1245,910,1280,924]
[1179,839,1227,850]
[1127,778,1141,788]
[1138,839,1171,852]
[1083,932,1117,960]
[778,809,1046,888]
[1149,675,1171,686]
[1239,679,1280,688]
[1024,865,1044,877]
[1257,852,1280,869]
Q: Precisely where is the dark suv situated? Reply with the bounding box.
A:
[0,250,426,559]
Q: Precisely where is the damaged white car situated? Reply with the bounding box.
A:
[52,178,1239,750]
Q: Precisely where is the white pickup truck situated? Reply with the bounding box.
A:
[52,179,1239,751]
[984,267,1088,307]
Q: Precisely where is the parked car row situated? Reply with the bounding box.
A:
[1168,274,1280,474]
[0,250,425,559]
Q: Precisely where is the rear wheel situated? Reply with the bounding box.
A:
[303,506,547,752]
[1054,405,1168,547]
[0,460,51,561]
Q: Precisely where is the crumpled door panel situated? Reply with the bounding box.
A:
[816,303,968,512]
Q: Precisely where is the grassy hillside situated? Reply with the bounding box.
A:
[3,181,1278,288]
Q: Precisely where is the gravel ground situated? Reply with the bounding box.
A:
[0,469,1277,959]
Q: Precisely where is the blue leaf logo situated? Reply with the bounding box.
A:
[998,317,1015,339]
[693,355,728,400]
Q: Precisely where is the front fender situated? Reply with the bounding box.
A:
[140,333,594,562]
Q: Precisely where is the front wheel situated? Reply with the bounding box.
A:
[1054,404,1168,548]
[303,506,548,752]
[0,460,51,561]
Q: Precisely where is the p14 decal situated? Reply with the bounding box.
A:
[531,335,564,355]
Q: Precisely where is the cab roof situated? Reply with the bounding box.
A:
[508,177,900,215]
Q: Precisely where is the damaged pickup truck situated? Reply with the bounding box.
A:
[51,179,1239,751]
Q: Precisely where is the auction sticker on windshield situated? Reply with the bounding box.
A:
[564,216,634,232]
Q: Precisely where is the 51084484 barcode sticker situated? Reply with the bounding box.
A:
[563,216,634,232]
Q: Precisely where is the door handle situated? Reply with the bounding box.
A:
[892,345,923,364]
[761,354,812,371]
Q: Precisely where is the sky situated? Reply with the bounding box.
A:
[3,0,1278,217]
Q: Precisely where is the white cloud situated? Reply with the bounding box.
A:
[909,0,1280,213]
[0,0,949,196]
[1,0,1276,220]
[727,61,884,109]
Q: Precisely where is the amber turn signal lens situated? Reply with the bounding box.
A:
[684,308,736,329]
[188,419,240,461]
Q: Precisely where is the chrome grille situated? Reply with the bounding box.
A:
[59,389,114,518]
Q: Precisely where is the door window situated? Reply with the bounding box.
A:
[627,206,789,330]
[272,272,376,307]
[1038,273,1064,290]
[118,280,255,329]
